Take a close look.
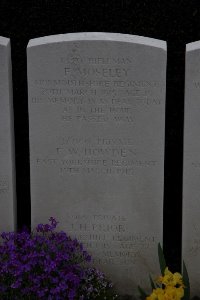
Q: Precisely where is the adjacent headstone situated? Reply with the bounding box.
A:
[27,32,166,296]
[0,37,16,231]
[183,41,200,296]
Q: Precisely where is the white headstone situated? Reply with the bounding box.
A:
[27,32,166,296]
[0,36,16,232]
[183,41,200,296]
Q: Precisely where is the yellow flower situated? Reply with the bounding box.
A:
[164,286,184,300]
[146,288,165,300]
[157,267,184,288]
[146,286,184,300]
[146,268,185,300]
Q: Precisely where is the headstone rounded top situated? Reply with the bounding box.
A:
[186,40,200,52]
[28,32,166,50]
[0,36,10,47]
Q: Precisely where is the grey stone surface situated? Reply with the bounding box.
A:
[0,37,16,231]
[183,41,200,296]
[27,32,166,296]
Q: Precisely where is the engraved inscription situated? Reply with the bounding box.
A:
[65,214,156,267]
[0,178,9,194]
[188,224,200,256]
[35,135,157,176]
[32,55,162,125]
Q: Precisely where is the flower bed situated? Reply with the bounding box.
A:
[0,218,118,299]
[0,218,196,300]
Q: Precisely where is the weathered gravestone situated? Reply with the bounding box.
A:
[27,32,166,296]
[0,36,16,231]
[183,41,200,296]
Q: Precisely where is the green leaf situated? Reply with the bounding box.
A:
[138,285,147,300]
[149,274,156,290]
[182,260,190,300]
[158,243,166,275]
[155,282,160,288]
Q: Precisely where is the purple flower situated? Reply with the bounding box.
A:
[0,218,118,299]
